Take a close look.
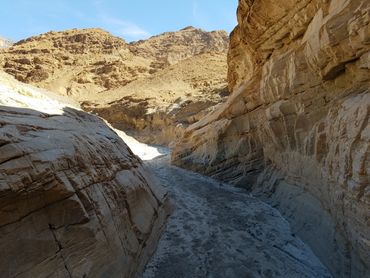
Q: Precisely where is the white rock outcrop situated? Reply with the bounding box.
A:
[0,72,171,277]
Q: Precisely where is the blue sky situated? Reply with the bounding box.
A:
[0,0,238,42]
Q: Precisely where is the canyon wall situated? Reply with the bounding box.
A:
[172,0,370,276]
[0,72,171,277]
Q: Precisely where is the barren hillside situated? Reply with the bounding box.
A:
[85,52,228,145]
[0,27,229,144]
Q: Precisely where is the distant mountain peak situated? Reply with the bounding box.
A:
[181,26,196,31]
[0,26,229,95]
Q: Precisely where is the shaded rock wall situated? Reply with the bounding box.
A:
[0,72,171,277]
[172,0,370,276]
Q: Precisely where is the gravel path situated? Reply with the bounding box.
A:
[142,154,331,278]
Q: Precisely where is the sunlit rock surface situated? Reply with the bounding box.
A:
[0,37,12,49]
[172,0,370,276]
[0,72,171,277]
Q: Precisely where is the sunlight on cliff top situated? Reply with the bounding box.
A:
[0,72,75,115]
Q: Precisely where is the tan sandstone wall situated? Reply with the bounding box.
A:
[172,0,370,276]
[0,72,171,278]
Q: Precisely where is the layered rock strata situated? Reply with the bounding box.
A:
[172,0,370,276]
[0,72,171,277]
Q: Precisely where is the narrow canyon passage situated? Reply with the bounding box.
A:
[142,153,331,278]
[0,0,369,276]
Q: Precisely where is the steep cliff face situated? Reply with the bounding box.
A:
[129,26,228,66]
[0,72,171,277]
[172,0,370,276]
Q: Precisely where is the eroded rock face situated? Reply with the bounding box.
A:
[0,72,171,277]
[129,26,228,66]
[84,52,228,146]
[172,0,370,276]
[0,28,148,95]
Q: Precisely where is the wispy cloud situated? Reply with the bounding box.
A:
[99,15,151,41]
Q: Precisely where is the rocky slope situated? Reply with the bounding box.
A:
[0,28,151,96]
[84,52,228,145]
[0,71,171,277]
[0,27,229,145]
[172,0,370,277]
[130,26,228,67]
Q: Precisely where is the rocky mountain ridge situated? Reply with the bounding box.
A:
[0,27,229,145]
[129,26,228,66]
[0,27,228,96]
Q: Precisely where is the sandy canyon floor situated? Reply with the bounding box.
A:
[120,137,331,278]
[142,152,331,278]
